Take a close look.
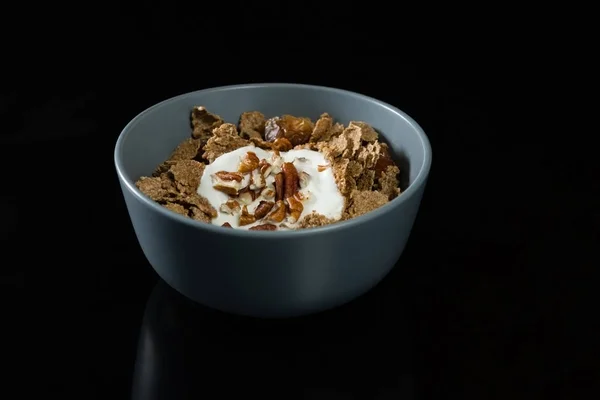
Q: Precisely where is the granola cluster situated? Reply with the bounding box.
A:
[135,106,401,230]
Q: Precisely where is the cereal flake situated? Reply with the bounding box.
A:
[202,123,249,163]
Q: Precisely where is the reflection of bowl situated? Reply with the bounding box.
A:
[131,279,415,399]
[115,83,432,318]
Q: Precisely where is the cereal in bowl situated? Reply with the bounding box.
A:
[135,107,401,231]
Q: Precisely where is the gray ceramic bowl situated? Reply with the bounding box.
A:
[114,83,432,318]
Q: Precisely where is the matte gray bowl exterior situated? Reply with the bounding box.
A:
[114,84,432,318]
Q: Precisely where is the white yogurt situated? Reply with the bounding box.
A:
[197,145,345,229]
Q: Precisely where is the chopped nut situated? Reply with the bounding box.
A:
[254,200,275,219]
[222,222,233,228]
[249,168,266,190]
[237,190,254,205]
[298,171,310,189]
[282,162,299,199]
[286,195,304,223]
[267,200,286,223]
[259,159,272,176]
[238,151,260,173]
[239,205,256,226]
[249,223,277,231]
[220,199,240,215]
[270,153,284,174]
[212,171,247,195]
[317,164,329,172]
[261,185,276,199]
[273,137,293,152]
[274,172,284,201]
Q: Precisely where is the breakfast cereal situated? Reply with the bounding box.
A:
[135,106,402,231]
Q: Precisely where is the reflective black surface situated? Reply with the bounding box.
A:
[8,28,596,398]
[132,279,415,399]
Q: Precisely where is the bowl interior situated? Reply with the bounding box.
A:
[116,84,429,191]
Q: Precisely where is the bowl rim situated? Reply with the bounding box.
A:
[114,83,432,237]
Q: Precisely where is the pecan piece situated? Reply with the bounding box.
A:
[274,172,284,201]
[239,205,256,226]
[267,200,286,223]
[254,200,275,219]
[220,200,240,215]
[237,189,254,205]
[259,159,272,176]
[221,222,233,228]
[238,151,260,173]
[212,171,247,195]
[249,223,277,231]
[282,162,299,199]
[286,195,304,223]
[317,164,329,172]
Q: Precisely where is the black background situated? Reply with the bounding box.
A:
[4,6,598,399]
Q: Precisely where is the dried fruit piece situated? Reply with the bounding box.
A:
[238,151,260,173]
[267,200,286,223]
[282,162,299,199]
[264,117,282,142]
[254,201,275,219]
[220,199,240,215]
[273,137,293,152]
[239,111,265,140]
[239,205,256,226]
[274,172,284,201]
[249,224,277,231]
[277,115,314,146]
[222,222,233,228]
[286,195,304,223]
